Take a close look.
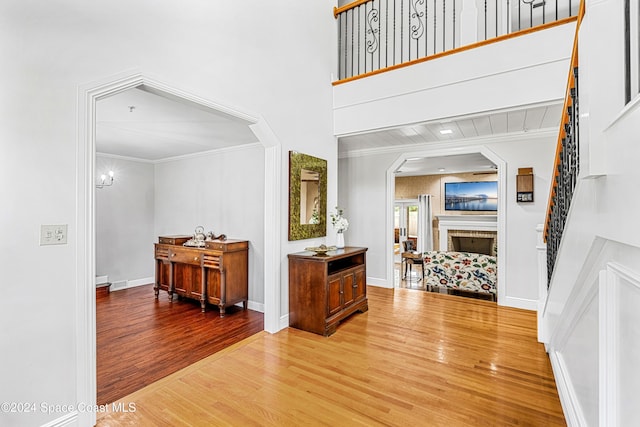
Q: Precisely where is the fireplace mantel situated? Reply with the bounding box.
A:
[437,215,497,230]
[436,215,497,254]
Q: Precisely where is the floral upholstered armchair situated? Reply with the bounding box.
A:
[422,251,497,301]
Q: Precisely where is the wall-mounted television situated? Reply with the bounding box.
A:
[444,181,498,211]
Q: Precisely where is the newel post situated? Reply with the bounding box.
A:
[536,224,548,346]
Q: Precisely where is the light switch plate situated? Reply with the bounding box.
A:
[40,224,68,245]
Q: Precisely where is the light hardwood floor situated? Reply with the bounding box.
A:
[97,286,565,426]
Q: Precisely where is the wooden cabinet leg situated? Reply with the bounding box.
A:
[242,301,248,310]
[218,304,226,318]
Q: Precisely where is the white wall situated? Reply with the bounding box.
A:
[154,145,266,306]
[96,155,155,288]
[539,0,640,424]
[0,1,337,426]
[339,132,556,305]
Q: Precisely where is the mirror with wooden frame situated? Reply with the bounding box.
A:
[288,151,327,240]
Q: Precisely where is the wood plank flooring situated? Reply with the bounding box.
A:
[97,284,264,405]
[97,286,565,426]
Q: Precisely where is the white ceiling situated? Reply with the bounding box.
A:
[337,102,563,175]
[96,87,258,161]
[96,88,562,177]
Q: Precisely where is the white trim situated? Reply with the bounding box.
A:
[246,300,264,313]
[125,277,154,289]
[95,275,109,286]
[600,262,640,426]
[549,350,585,427]
[249,118,282,334]
[366,276,391,288]
[77,70,265,427]
[599,268,616,427]
[437,215,497,253]
[279,314,290,331]
[333,59,568,112]
[385,145,507,306]
[536,223,548,343]
[501,296,537,311]
[40,411,78,427]
[152,142,263,164]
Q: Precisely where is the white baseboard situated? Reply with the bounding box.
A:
[549,350,583,427]
[127,277,154,288]
[279,314,289,331]
[245,300,264,313]
[500,295,537,311]
[367,276,392,288]
[40,411,78,427]
[109,276,154,291]
[95,275,109,286]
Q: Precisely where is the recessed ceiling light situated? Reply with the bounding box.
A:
[439,129,453,135]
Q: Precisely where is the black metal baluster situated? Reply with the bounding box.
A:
[393,0,396,66]
[338,14,343,79]
[409,0,413,60]
[358,3,368,73]
[401,0,404,63]
[443,0,446,52]
[378,0,382,70]
[574,66,580,175]
[425,0,429,56]
[386,0,389,68]
[453,0,456,48]
[495,0,498,38]
[506,0,510,35]
[434,0,437,52]
[518,0,522,31]
[484,0,488,40]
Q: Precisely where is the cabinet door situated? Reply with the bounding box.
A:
[174,263,201,297]
[327,274,342,316]
[156,260,171,292]
[342,272,356,308]
[353,267,366,300]
[205,268,221,305]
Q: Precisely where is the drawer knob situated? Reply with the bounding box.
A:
[194,257,199,261]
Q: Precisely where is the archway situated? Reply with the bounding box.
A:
[76,71,280,425]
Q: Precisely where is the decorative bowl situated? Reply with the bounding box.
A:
[304,244,336,256]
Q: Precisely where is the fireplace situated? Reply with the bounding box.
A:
[437,215,498,255]
[447,229,497,256]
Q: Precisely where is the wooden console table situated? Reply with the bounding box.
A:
[288,247,368,336]
[154,237,248,317]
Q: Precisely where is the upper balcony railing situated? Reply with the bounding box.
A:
[334,0,580,83]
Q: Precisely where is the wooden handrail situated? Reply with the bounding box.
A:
[334,0,375,18]
[543,0,585,242]
[332,15,578,86]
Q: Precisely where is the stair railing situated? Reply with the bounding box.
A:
[543,0,585,287]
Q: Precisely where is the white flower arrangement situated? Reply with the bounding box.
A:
[330,207,349,232]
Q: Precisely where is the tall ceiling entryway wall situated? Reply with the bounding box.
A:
[76,71,281,425]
